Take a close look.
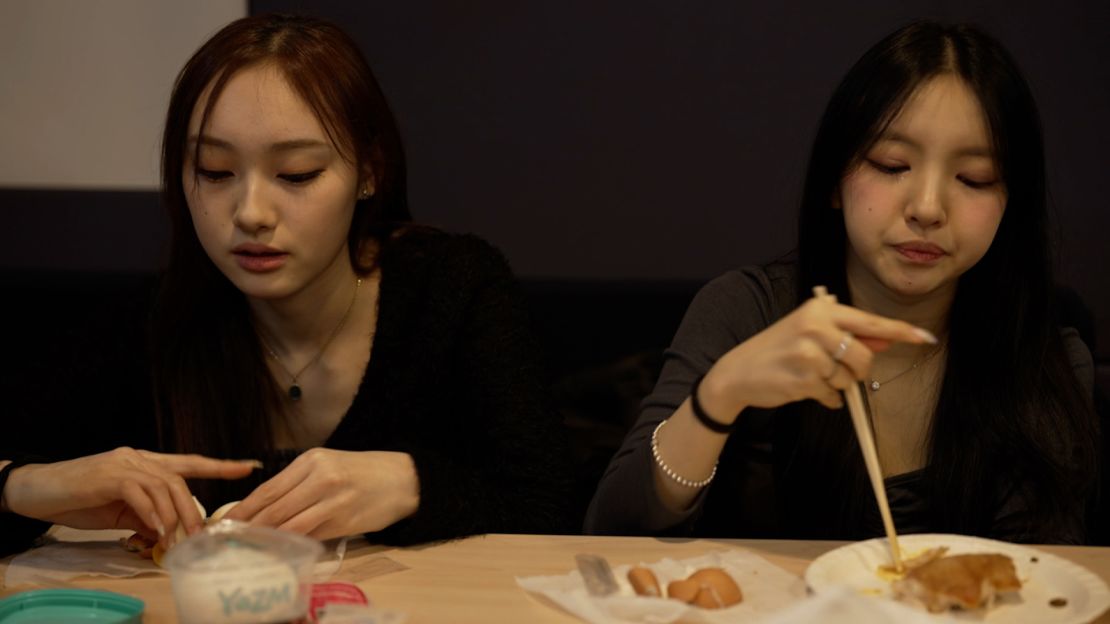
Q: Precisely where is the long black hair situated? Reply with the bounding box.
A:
[781,21,1097,542]
[151,15,411,471]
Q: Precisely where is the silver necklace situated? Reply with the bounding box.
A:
[869,345,941,391]
[259,278,361,401]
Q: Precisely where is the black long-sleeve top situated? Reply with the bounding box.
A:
[1,229,571,556]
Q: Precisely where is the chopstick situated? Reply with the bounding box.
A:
[813,286,904,572]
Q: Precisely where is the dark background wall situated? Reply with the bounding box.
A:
[2,1,1107,358]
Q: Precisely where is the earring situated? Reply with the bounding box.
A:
[358,187,371,200]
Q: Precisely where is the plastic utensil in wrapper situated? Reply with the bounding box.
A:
[163,520,324,624]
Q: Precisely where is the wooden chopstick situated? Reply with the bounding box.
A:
[813,286,904,572]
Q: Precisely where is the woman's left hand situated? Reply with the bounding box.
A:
[223,449,420,540]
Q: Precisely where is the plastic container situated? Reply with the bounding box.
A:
[162,520,323,624]
[0,588,143,623]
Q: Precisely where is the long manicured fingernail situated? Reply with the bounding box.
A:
[914,328,938,344]
[150,513,166,539]
[237,459,264,470]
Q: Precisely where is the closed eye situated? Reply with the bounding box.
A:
[867,159,908,175]
[278,170,324,184]
[197,168,232,182]
[958,175,998,190]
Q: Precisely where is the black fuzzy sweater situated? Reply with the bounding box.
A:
[1,229,571,555]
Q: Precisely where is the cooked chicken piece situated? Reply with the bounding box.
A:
[879,546,949,579]
[893,553,1021,612]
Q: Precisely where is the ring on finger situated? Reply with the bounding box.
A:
[832,332,853,362]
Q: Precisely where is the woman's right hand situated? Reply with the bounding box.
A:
[700,295,936,418]
[1,448,256,547]
[649,294,936,514]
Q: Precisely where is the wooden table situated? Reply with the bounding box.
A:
[4,533,1110,622]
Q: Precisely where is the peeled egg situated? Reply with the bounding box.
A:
[627,566,661,597]
[208,500,241,523]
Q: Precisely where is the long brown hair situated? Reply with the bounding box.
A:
[152,14,411,462]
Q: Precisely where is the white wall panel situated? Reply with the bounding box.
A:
[0,0,246,189]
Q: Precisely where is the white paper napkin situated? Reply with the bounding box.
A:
[516,549,807,624]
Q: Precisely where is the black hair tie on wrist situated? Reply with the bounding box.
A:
[0,459,30,513]
[690,374,736,434]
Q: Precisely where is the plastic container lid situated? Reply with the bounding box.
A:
[0,588,144,623]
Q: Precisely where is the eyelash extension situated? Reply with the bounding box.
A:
[279,170,324,184]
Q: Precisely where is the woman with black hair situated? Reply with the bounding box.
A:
[585,21,1098,544]
[0,14,569,556]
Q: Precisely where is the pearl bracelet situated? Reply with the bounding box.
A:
[650,419,717,488]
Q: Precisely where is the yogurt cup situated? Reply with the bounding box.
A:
[163,520,324,624]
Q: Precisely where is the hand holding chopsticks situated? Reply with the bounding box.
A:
[812,286,907,572]
[648,280,938,532]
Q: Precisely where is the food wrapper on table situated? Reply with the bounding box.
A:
[2,528,155,588]
[516,549,806,623]
[2,526,401,589]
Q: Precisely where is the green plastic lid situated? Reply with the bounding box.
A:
[0,589,144,623]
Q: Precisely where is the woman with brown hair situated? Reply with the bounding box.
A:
[0,13,568,554]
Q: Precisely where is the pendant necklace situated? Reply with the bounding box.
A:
[869,344,942,392]
[260,277,361,401]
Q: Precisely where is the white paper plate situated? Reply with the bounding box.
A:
[805,533,1110,623]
